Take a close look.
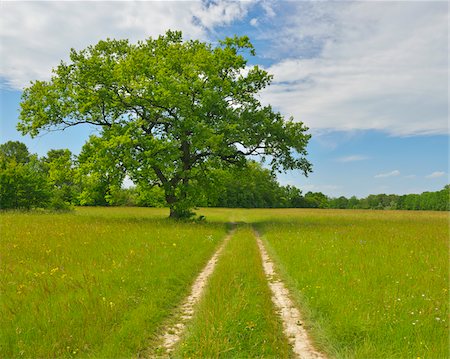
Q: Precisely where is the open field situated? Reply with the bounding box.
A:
[249,209,448,358]
[1,207,448,358]
[1,207,227,357]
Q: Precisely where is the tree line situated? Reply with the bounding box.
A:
[299,188,449,211]
[1,140,448,211]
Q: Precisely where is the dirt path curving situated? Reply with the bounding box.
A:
[254,230,326,359]
[152,226,235,356]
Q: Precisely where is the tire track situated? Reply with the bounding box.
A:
[150,226,235,356]
[254,229,326,359]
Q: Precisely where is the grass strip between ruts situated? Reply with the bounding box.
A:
[174,224,293,358]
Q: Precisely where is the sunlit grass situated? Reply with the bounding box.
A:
[251,209,449,358]
[0,207,227,358]
[1,207,447,358]
[175,225,293,357]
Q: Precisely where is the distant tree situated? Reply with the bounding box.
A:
[0,141,50,209]
[335,196,349,209]
[304,191,329,208]
[134,185,166,207]
[18,30,312,218]
[75,136,126,206]
[440,185,450,211]
[0,141,30,164]
[42,149,77,209]
[280,185,303,207]
[348,196,360,209]
[418,187,449,211]
[201,161,284,208]
[104,186,138,207]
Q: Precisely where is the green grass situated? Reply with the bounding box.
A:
[174,225,293,358]
[252,209,449,358]
[2,207,448,358]
[0,207,227,358]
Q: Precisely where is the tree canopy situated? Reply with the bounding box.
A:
[0,141,50,209]
[18,30,312,218]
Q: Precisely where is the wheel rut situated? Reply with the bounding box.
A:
[254,229,326,359]
[149,226,235,357]
[146,223,325,358]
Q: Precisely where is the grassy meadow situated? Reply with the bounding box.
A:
[249,209,448,358]
[1,207,448,358]
[1,207,227,357]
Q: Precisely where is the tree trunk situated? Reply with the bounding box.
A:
[166,191,192,219]
[169,205,193,219]
[155,139,194,219]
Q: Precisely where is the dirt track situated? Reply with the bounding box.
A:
[156,227,235,355]
[152,224,325,358]
[255,230,326,359]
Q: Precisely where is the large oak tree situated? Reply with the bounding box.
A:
[19,31,312,218]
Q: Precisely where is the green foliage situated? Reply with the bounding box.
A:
[75,135,126,206]
[18,30,312,218]
[0,141,83,210]
[266,187,449,212]
[42,149,78,210]
[0,141,51,209]
[303,191,329,208]
[196,161,284,208]
[131,185,164,207]
[279,185,303,207]
[0,140,30,164]
[0,139,446,211]
[327,188,450,211]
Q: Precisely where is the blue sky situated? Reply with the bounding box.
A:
[0,0,448,198]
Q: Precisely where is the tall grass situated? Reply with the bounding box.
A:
[175,225,293,357]
[2,207,447,358]
[1,207,227,358]
[253,209,449,358]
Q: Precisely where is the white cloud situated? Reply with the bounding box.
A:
[260,2,448,136]
[193,0,255,30]
[260,0,276,18]
[375,170,400,178]
[336,155,369,163]
[0,1,254,89]
[250,18,258,27]
[425,171,446,179]
[1,1,447,138]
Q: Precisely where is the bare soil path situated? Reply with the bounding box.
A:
[151,226,235,356]
[147,224,325,358]
[254,229,326,359]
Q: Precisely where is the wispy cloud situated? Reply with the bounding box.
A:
[1,1,447,138]
[0,1,256,89]
[336,155,369,163]
[261,1,448,136]
[425,171,446,179]
[375,170,400,178]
